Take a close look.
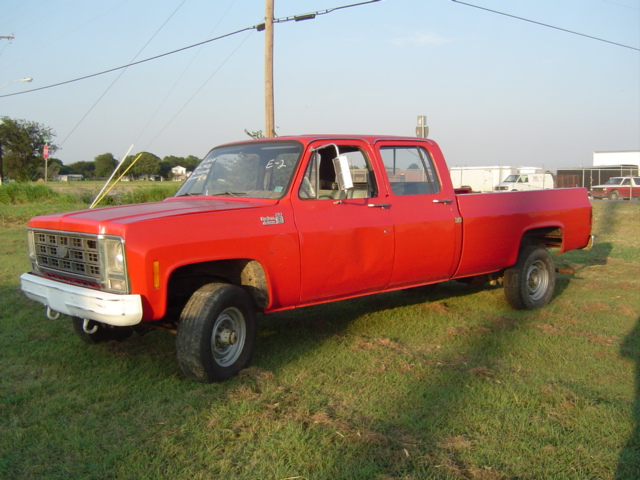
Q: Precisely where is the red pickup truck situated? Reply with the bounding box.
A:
[588,176,640,200]
[20,135,593,382]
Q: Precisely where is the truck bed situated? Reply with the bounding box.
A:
[453,188,592,278]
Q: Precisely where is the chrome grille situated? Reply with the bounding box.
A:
[33,231,100,279]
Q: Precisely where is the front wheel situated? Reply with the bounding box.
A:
[608,190,619,200]
[176,283,257,383]
[503,246,556,310]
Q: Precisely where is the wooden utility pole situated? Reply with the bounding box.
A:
[264,0,275,137]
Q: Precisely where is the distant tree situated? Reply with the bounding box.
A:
[123,152,161,177]
[45,158,63,179]
[67,160,95,178]
[94,153,118,178]
[0,117,57,182]
[162,155,184,166]
[161,154,201,171]
[159,159,172,179]
[183,155,201,170]
[58,163,73,175]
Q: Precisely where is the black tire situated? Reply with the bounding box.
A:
[72,317,133,344]
[504,245,556,310]
[176,283,257,383]
[608,190,619,201]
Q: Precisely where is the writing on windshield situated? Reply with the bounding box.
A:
[175,141,303,199]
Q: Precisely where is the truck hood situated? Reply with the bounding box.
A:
[28,197,278,234]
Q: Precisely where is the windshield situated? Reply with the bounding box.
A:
[503,175,519,182]
[604,177,623,185]
[175,141,302,199]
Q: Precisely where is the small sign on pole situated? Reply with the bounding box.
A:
[416,115,429,138]
[43,143,49,183]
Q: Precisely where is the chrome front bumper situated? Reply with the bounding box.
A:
[20,273,143,326]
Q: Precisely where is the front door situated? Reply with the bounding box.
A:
[291,141,394,304]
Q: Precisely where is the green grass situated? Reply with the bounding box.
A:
[1,201,639,479]
[0,181,180,205]
[0,181,181,226]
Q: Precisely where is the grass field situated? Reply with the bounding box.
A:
[0,194,638,479]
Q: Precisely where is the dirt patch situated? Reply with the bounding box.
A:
[537,323,562,335]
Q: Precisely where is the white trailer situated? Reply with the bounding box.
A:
[449,166,517,192]
[593,151,640,168]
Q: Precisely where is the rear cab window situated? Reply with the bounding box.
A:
[379,146,441,196]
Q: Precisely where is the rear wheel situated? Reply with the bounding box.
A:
[176,283,257,382]
[72,317,133,344]
[504,245,556,310]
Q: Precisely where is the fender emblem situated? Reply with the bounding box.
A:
[261,212,284,225]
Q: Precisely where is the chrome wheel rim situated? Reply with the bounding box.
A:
[211,307,246,367]
[526,260,549,301]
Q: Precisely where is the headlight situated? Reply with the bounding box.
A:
[104,239,124,272]
[26,230,36,264]
[100,236,129,293]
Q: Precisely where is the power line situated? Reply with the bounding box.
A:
[0,0,382,100]
[147,31,254,148]
[451,0,640,52]
[272,0,381,24]
[134,0,240,147]
[0,26,255,99]
[59,0,188,147]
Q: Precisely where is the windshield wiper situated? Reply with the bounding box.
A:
[176,191,247,197]
[210,191,247,197]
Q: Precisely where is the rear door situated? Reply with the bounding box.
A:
[291,140,394,303]
[375,141,462,287]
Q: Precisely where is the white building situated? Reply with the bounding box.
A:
[593,151,640,168]
[171,166,188,181]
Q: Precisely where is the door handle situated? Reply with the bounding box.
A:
[367,203,391,209]
[432,199,452,205]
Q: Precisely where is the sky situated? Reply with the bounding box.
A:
[0,0,638,169]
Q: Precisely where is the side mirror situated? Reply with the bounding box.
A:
[333,155,353,191]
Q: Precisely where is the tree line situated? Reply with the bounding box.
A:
[0,116,201,182]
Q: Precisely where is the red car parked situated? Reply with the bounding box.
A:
[589,176,640,200]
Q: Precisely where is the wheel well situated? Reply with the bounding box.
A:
[521,226,563,250]
[165,259,268,322]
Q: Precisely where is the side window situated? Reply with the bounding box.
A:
[379,146,441,195]
[299,146,377,200]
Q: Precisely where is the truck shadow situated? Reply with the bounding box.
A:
[553,241,613,299]
[253,282,543,477]
[246,239,610,476]
[254,281,499,368]
[617,316,640,479]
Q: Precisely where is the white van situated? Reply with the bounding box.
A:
[495,173,554,191]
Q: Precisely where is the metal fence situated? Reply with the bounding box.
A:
[556,166,639,190]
